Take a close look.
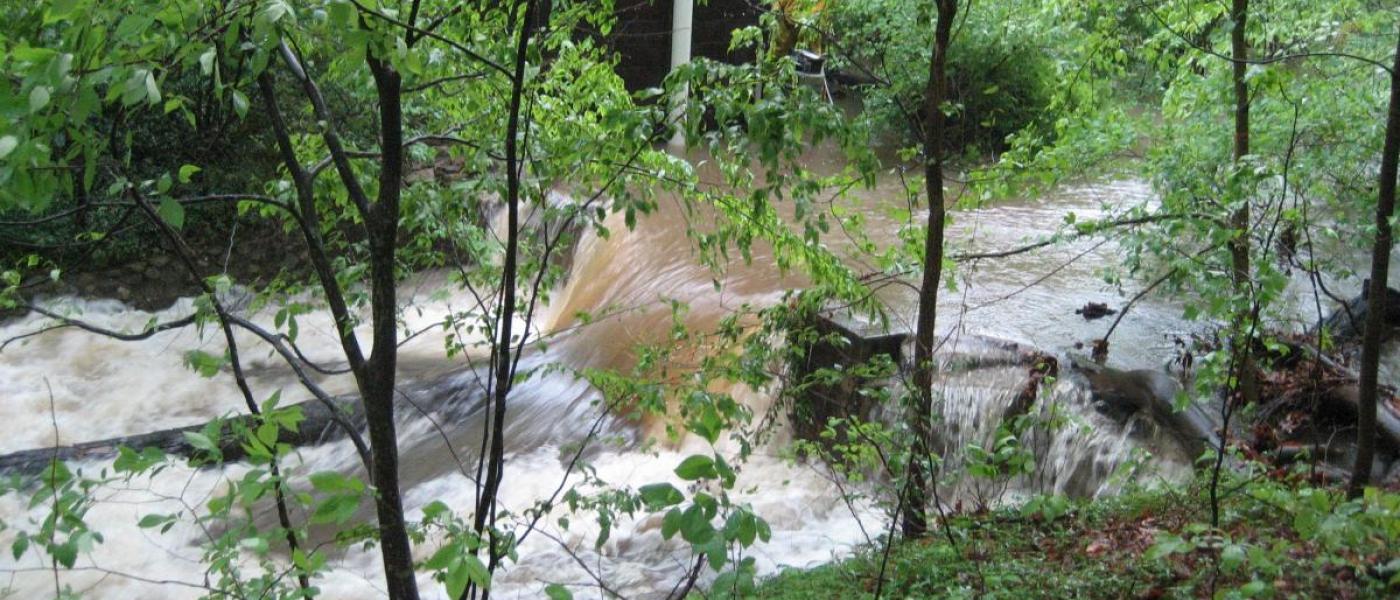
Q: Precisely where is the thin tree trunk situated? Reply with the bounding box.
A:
[1349,26,1400,498]
[259,55,414,596]
[1229,0,1258,407]
[1211,0,1257,530]
[362,57,419,600]
[130,188,312,594]
[903,0,957,540]
[473,3,536,596]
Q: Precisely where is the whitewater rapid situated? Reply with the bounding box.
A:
[5,170,1375,598]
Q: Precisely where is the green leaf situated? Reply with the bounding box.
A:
[755,517,771,542]
[115,14,153,38]
[445,558,470,599]
[312,494,361,524]
[11,535,28,560]
[29,86,51,113]
[702,536,726,569]
[182,349,221,376]
[183,431,218,452]
[262,0,294,26]
[10,47,56,64]
[309,471,362,493]
[138,513,171,528]
[50,0,79,17]
[1221,543,1246,571]
[544,584,573,600]
[51,542,77,568]
[178,164,201,183]
[638,483,684,508]
[461,554,490,590]
[240,536,270,554]
[714,455,737,488]
[0,136,18,159]
[260,390,284,413]
[736,512,757,546]
[144,71,161,105]
[679,504,715,544]
[444,554,491,597]
[674,454,717,481]
[198,48,216,76]
[157,196,185,229]
[231,90,249,118]
[256,421,279,448]
[424,543,459,571]
[328,0,353,26]
[422,500,450,521]
[661,508,683,539]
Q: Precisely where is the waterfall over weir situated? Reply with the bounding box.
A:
[1,174,1215,598]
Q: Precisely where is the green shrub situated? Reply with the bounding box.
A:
[825,0,1055,153]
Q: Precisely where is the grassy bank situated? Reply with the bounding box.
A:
[753,473,1399,599]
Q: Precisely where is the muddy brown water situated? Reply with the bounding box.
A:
[1,148,1392,598]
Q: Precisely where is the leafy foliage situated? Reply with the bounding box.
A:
[2,0,1400,598]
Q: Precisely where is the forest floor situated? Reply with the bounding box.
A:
[752,473,1400,599]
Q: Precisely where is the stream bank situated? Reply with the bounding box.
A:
[753,479,1400,599]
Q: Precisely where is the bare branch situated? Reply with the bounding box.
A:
[3,304,196,353]
[951,212,1218,261]
[346,0,511,78]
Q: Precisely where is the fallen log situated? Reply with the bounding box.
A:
[0,395,364,476]
[1267,340,1400,452]
[1310,283,1400,346]
[1317,384,1400,451]
[786,307,1048,451]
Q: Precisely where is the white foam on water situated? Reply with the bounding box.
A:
[0,178,1232,598]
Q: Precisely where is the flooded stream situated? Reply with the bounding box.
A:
[0,151,1385,597]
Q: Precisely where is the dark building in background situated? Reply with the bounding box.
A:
[608,0,764,91]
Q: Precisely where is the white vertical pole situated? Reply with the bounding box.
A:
[668,0,694,148]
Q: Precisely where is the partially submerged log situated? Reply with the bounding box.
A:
[1311,283,1400,346]
[1005,353,1059,423]
[0,395,364,476]
[1263,383,1400,455]
[1324,384,1400,450]
[1068,356,1220,458]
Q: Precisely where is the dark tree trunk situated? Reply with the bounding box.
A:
[903,0,957,540]
[360,57,419,600]
[1349,26,1400,498]
[1229,0,1258,407]
[258,48,416,596]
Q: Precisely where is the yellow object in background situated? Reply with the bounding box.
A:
[771,0,828,59]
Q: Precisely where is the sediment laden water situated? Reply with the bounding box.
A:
[0,165,1389,598]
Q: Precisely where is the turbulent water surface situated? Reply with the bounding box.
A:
[0,151,1386,598]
